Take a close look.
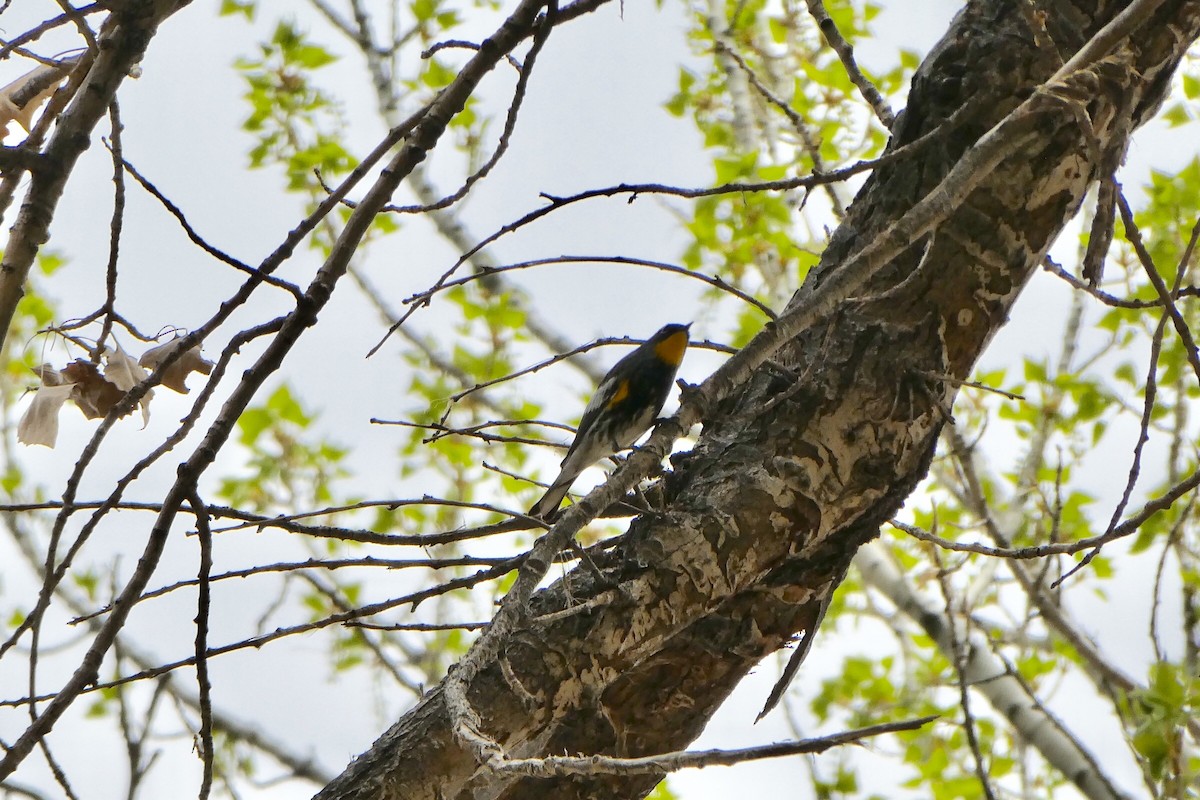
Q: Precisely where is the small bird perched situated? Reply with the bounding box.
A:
[529,323,691,519]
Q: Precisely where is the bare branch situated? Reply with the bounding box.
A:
[491,715,938,777]
[189,488,215,800]
[803,0,895,127]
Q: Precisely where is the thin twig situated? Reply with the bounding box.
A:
[70,554,511,625]
[1055,197,1200,585]
[189,488,215,800]
[401,255,776,319]
[366,110,968,355]
[1041,256,1200,308]
[2,560,525,710]
[916,370,1025,402]
[711,38,845,217]
[803,0,895,128]
[347,621,490,632]
[930,545,999,800]
[489,716,938,777]
[422,2,557,215]
[421,39,522,71]
[0,6,103,61]
[0,111,426,675]
[113,149,302,299]
[95,102,123,355]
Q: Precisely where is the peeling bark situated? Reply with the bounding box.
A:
[316,2,1200,799]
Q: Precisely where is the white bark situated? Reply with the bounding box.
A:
[855,542,1133,800]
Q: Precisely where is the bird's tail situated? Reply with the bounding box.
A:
[528,477,573,520]
[529,443,599,519]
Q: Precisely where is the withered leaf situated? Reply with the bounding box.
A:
[0,58,77,138]
[105,342,151,426]
[34,363,67,386]
[61,360,129,420]
[104,343,147,391]
[17,382,74,448]
[139,337,214,394]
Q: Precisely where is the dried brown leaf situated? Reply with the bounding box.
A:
[34,363,68,386]
[61,359,128,420]
[139,337,214,394]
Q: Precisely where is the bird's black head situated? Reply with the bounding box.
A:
[650,322,691,341]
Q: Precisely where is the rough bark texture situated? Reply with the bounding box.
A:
[316,2,1200,799]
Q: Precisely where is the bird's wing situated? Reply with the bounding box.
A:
[563,374,627,462]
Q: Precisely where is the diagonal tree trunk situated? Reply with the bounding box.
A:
[316,2,1200,798]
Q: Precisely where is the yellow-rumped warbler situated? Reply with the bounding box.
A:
[529,323,691,519]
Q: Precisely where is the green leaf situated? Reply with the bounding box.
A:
[768,17,788,44]
[292,44,337,69]
[1132,727,1168,777]
[36,251,67,275]
[713,152,757,183]
[0,465,21,493]
[422,58,456,89]
[267,384,311,427]
[237,407,273,446]
[219,0,255,18]
[73,570,99,601]
[413,0,438,23]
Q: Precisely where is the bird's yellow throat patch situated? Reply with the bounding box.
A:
[654,330,688,366]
